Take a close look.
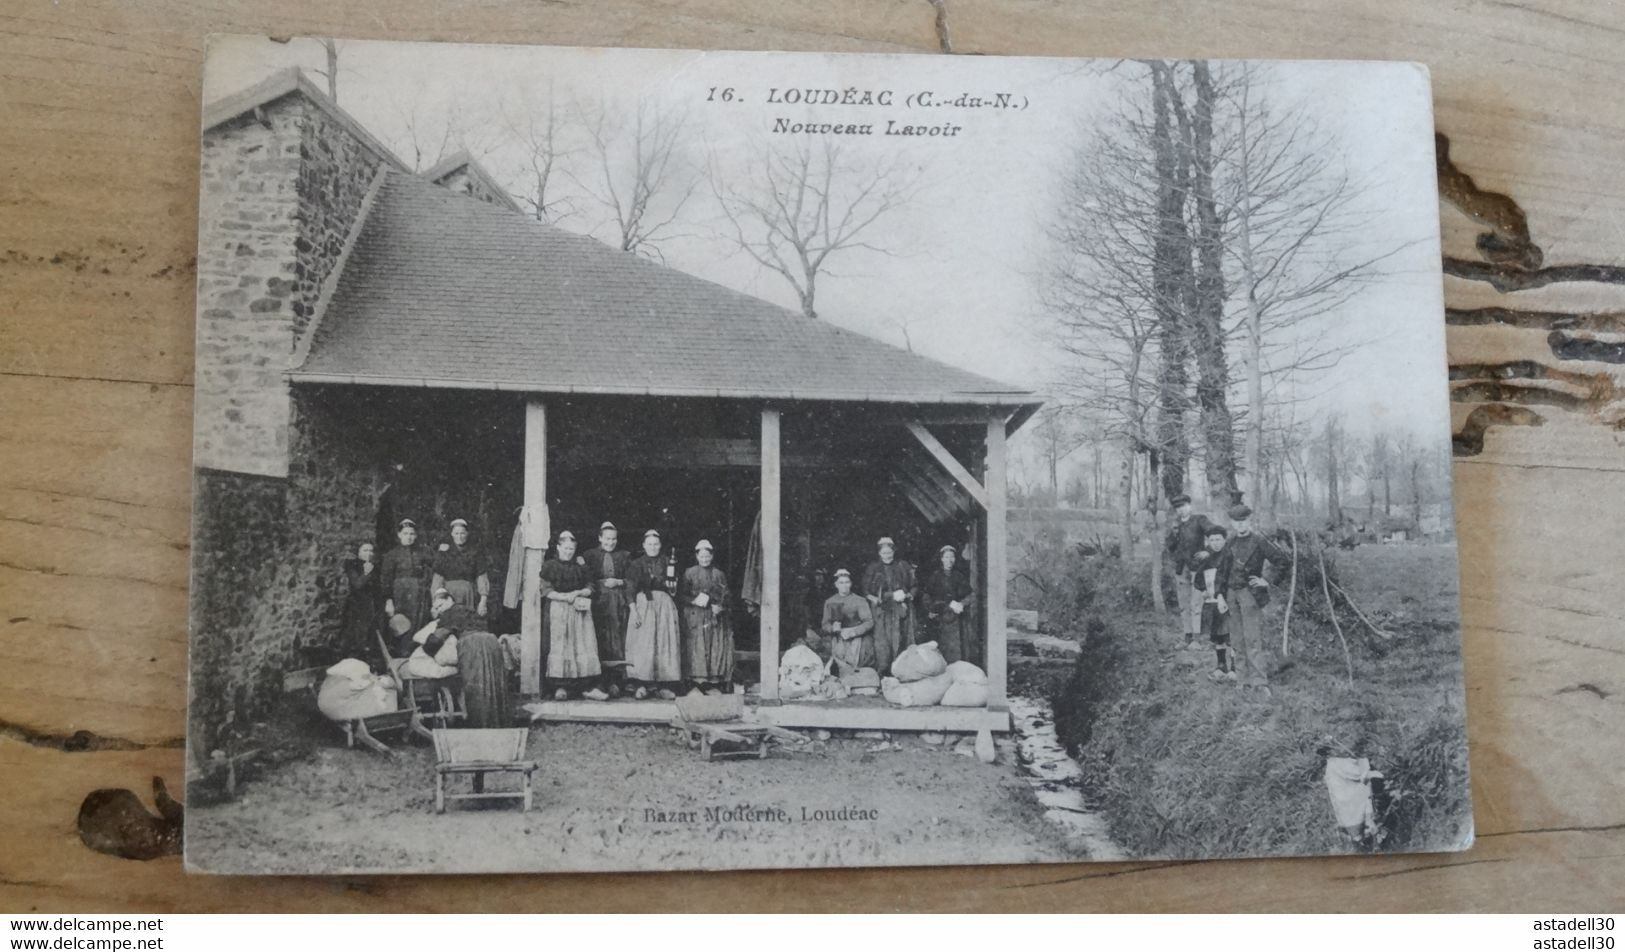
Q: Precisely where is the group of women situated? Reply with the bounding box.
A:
[339,516,984,703]
[538,522,735,701]
[821,537,981,676]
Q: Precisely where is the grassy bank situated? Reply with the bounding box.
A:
[1040,544,1471,859]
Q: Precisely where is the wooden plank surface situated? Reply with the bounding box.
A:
[1,0,1621,912]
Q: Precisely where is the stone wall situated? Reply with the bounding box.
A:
[186,390,383,750]
[293,100,389,341]
[284,386,386,654]
[194,103,303,477]
[187,467,289,749]
[194,92,391,477]
[190,87,396,743]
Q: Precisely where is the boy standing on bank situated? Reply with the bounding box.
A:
[1191,526,1237,683]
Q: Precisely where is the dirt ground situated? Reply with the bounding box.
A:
[186,722,1084,874]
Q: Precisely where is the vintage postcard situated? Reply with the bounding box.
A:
[186,37,1470,873]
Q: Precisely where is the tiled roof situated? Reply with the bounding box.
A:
[293,171,1038,408]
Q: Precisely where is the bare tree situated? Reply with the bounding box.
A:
[317,39,339,103]
[387,81,498,173]
[710,138,921,319]
[573,99,696,258]
[1038,87,1173,580]
[499,84,576,223]
[1318,414,1347,526]
[1209,64,1414,509]
[266,36,342,103]
[1031,407,1090,506]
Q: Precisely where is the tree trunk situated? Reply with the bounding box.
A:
[1411,459,1423,524]
[1148,451,1166,611]
[1149,62,1192,504]
[1325,422,1343,525]
[1119,441,1135,558]
[322,39,339,104]
[1188,61,1240,507]
[1233,75,1266,512]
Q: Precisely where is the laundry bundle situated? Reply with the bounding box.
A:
[940,661,989,707]
[880,643,988,707]
[778,643,827,700]
[840,667,882,696]
[315,658,399,721]
[890,641,947,681]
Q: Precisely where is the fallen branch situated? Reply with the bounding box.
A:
[1317,544,1354,687]
[1326,577,1394,641]
[1280,530,1299,656]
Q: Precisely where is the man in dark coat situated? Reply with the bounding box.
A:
[1164,493,1217,651]
[862,536,917,676]
[1221,504,1289,700]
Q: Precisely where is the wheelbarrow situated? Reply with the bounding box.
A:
[670,693,806,762]
[431,728,536,814]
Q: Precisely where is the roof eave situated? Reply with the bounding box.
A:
[285,370,1039,407]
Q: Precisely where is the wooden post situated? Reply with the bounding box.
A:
[985,414,1008,710]
[520,400,547,696]
[760,408,782,702]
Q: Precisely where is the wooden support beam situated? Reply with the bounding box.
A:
[984,414,1008,710]
[904,447,974,515]
[759,408,782,702]
[554,438,860,471]
[520,400,547,695]
[891,467,954,524]
[906,421,989,508]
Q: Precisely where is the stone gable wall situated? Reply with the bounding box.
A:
[189,89,395,750]
[194,102,304,478]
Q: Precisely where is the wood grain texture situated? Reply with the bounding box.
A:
[1,0,1621,912]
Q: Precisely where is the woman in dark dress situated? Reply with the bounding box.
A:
[680,539,733,695]
[922,544,979,666]
[380,519,432,633]
[339,541,380,660]
[625,529,682,700]
[539,530,603,701]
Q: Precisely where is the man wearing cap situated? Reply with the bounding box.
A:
[1164,494,1217,651]
[681,539,734,695]
[923,544,979,666]
[862,536,918,675]
[1221,504,1289,700]
[582,522,632,694]
[431,518,490,617]
[381,519,433,632]
[625,529,683,699]
[822,568,876,674]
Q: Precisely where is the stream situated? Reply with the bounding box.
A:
[1008,694,1127,861]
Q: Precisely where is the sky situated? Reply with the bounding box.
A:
[204,38,1450,468]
